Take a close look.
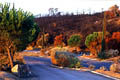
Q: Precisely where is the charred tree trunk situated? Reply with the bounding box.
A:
[7,48,13,68]
[42,27,45,49]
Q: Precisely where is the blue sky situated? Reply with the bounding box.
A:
[0,0,120,15]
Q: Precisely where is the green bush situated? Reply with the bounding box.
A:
[53,51,81,68]
[69,64,74,68]
[85,32,100,48]
[56,53,70,67]
[68,34,81,47]
[75,61,81,68]
[69,57,81,68]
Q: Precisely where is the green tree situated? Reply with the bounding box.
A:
[85,32,103,56]
[0,3,40,68]
[68,34,81,47]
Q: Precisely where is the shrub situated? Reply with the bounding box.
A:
[112,32,120,42]
[75,61,81,68]
[85,32,102,56]
[107,39,120,50]
[106,32,120,55]
[51,51,81,68]
[69,64,74,68]
[85,32,109,56]
[51,51,72,66]
[54,34,64,47]
[69,57,81,68]
[68,34,82,47]
[56,53,70,67]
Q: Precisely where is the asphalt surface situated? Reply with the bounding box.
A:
[24,56,114,80]
[78,57,113,70]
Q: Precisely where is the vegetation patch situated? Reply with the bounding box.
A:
[51,51,81,68]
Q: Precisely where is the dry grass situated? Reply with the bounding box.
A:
[17,51,40,57]
[106,56,120,62]
[80,55,120,62]
[96,70,120,79]
[50,47,69,52]
[50,47,69,57]
[80,55,100,61]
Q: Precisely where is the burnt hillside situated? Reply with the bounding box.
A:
[35,12,120,45]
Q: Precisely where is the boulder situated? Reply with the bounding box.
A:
[11,64,19,74]
[110,63,120,72]
[51,51,75,67]
[11,64,31,78]
[107,49,119,57]
[18,64,31,78]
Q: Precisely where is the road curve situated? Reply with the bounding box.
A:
[24,56,114,80]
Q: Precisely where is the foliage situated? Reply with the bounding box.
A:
[54,34,64,47]
[0,3,40,51]
[68,34,81,47]
[69,57,81,68]
[85,32,103,55]
[56,53,70,67]
[105,32,120,57]
[106,5,120,18]
[112,32,120,42]
[51,51,81,68]
[0,3,40,68]
[75,61,81,68]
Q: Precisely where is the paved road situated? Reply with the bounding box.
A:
[24,56,114,80]
[78,57,113,70]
